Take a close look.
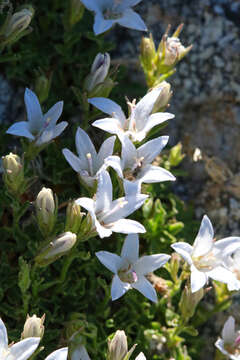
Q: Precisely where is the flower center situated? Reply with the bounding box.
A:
[118,262,138,283]
[103,4,122,20]
[124,156,144,180]
[192,251,220,272]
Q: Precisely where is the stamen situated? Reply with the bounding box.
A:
[86,153,93,176]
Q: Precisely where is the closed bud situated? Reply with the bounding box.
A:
[151,81,172,113]
[65,201,84,234]
[35,187,57,235]
[140,34,156,71]
[35,232,77,266]
[169,142,185,167]
[2,152,25,195]
[179,285,204,320]
[84,53,110,92]
[4,7,34,43]
[21,314,45,339]
[108,331,128,360]
[35,72,52,104]
[69,0,85,27]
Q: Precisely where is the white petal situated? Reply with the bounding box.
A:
[104,155,123,178]
[93,12,115,35]
[9,337,40,360]
[71,345,91,360]
[0,319,8,353]
[75,197,95,213]
[45,347,68,360]
[123,179,141,197]
[88,98,126,125]
[103,194,147,223]
[190,266,208,293]
[134,254,171,275]
[24,88,43,133]
[121,234,139,263]
[171,243,193,265]
[215,237,240,257]
[36,122,68,145]
[95,170,112,213]
[192,215,214,257]
[95,219,113,238]
[96,251,122,273]
[137,136,169,165]
[135,353,146,360]
[109,219,146,234]
[207,266,239,286]
[111,275,130,300]
[6,121,35,140]
[139,165,176,184]
[120,135,137,169]
[92,118,124,137]
[117,8,147,31]
[221,316,236,344]
[120,0,142,8]
[43,101,63,128]
[141,112,174,136]
[97,136,116,166]
[215,338,230,358]
[62,149,82,172]
[132,276,157,302]
[75,127,97,163]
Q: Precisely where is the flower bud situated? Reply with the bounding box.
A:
[35,187,57,235]
[35,232,77,266]
[84,53,110,92]
[151,81,172,112]
[35,72,52,104]
[21,314,45,339]
[65,201,84,235]
[4,7,34,44]
[108,331,128,360]
[140,33,156,71]
[2,152,25,195]
[179,285,204,320]
[68,0,85,27]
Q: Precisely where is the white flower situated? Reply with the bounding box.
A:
[215,316,240,360]
[105,135,175,193]
[96,233,170,301]
[6,88,68,146]
[89,87,174,142]
[75,170,147,238]
[71,344,91,360]
[0,318,40,360]
[45,348,68,360]
[62,126,116,187]
[223,249,240,291]
[80,0,147,35]
[171,215,240,293]
[84,53,110,92]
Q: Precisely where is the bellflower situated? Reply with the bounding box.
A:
[89,87,175,142]
[105,135,175,193]
[171,215,240,293]
[6,88,68,146]
[0,318,40,360]
[75,170,147,238]
[96,233,170,302]
[215,316,240,360]
[62,126,116,187]
[80,0,147,35]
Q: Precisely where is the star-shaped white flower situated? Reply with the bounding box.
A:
[105,134,175,193]
[7,88,68,146]
[0,318,40,360]
[171,215,240,293]
[75,170,147,238]
[62,126,116,187]
[96,233,170,301]
[89,87,175,142]
[80,0,147,35]
[215,316,240,360]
